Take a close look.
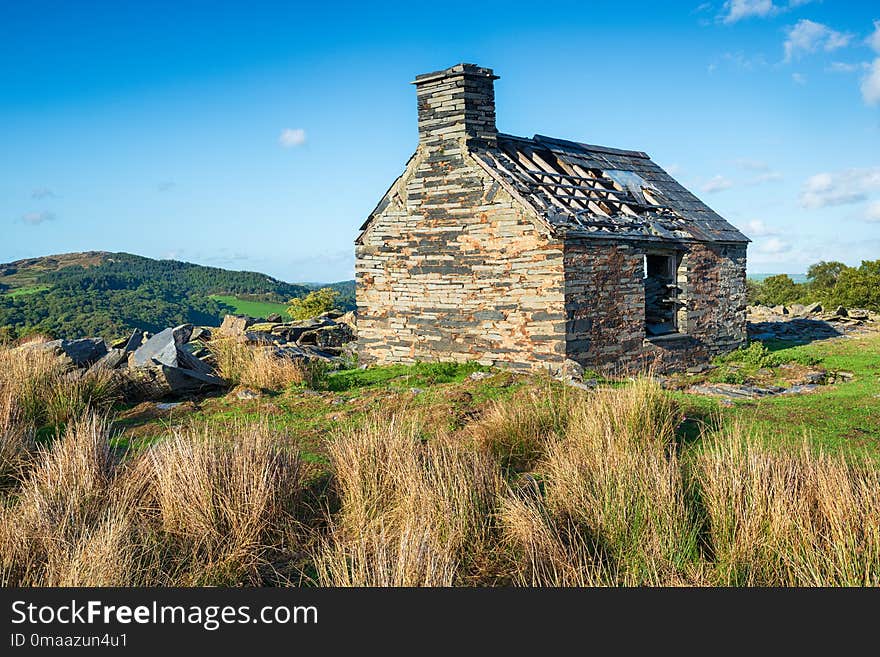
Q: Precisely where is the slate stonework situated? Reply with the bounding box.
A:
[356,63,749,374]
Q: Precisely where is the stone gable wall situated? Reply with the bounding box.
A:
[356,147,567,371]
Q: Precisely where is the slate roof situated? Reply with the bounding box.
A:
[471,133,749,243]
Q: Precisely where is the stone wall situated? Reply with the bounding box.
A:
[563,239,748,372]
[356,147,567,371]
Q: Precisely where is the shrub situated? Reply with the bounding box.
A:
[287,288,339,321]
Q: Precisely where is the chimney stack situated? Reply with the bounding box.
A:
[412,63,499,148]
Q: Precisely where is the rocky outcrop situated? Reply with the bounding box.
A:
[17,337,108,370]
[747,304,878,342]
[215,312,357,360]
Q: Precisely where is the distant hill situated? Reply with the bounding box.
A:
[0,251,355,340]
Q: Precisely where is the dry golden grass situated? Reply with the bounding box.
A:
[694,427,880,586]
[209,337,325,390]
[314,416,503,586]
[145,421,303,585]
[0,342,118,428]
[1,335,878,588]
[468,387,575,472]
[497,378,704,586]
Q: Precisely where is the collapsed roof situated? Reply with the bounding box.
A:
[471,133,749,244]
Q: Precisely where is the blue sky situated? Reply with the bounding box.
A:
[2,0,878,282]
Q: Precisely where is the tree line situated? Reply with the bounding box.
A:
[748,260,880,311]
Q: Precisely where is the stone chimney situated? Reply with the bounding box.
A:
[412,63,499,148]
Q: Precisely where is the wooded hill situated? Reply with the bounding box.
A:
[0,251,354,340]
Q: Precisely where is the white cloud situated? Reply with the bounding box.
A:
[31,188,55,200]
[21,211,56,225]
[825,61,860,74]
[743,219,780,236]
[752,171,784,184]
[783,19,852,62]
[800,168,880,209]
[719,0,815,24]
[735,158,769,171]
[721,0,775,23]
[866,201,880,224]
[702,175,734,193]
[755,237,792,255]
[868,20,880,54]
[792,72,807,84]
[861,59,880,106]
[279,128,307,148]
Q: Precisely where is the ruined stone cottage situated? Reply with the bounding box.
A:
[355,63,749,373]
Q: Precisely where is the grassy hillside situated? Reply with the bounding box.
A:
[1,332,878,586]
[208,295,292,320]
[0,252,353,340]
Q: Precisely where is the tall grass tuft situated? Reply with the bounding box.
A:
[145,421,303,585]
[0,415,149,585]
[315,416,503,586]
[694,427,880,586]
[209,337,326,390]
[499,378,703,586]
[468,387,575,473]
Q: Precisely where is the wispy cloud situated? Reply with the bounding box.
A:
[866,202,880,224]
[721,0,776,24]
[825,61,861,74]
[869,20,880,53]
[783,19,852,62]
[800,168,880,209]
[279,128,307,148]
[156,181,176,192]
[31,188,56,200]
[735,158,769,171]
[754,236,792,255]
[792,72,807,85]
[21,211,56,225]
[863,22,880,106]
[742,218,780,236]
[702,175,734,193]
[719,0,815,24]
[862,60,880,106]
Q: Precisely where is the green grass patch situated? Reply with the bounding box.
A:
[209,294,291,320]
[682,333,880,456]
[5,285,50,297]
[323,361,490,392]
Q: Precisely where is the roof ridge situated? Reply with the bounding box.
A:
[533,134,649,159]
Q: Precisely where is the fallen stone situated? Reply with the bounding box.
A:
[847,308,870,320]
[469,371,492,381]
[88,348,128,372]
[688,383,785,399]
[804,302,822,314]
[834,306,847,317]
[781,384,819,395]
[232,387,260,401]
[190,326,211,342]
[770,305,789,315]
[265,313,283,323]
[132,325,193,368]
[19,338,108,369]
[339,311,357,327]
[803,370,826,385]
[298,323,355,349]
[566,379,598,391]
[155,401,184,411]
[686,363,713,375]
[560,358,584,381]
[789,304,806,316]
[218,314,254,335]
[120,364,226,401]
